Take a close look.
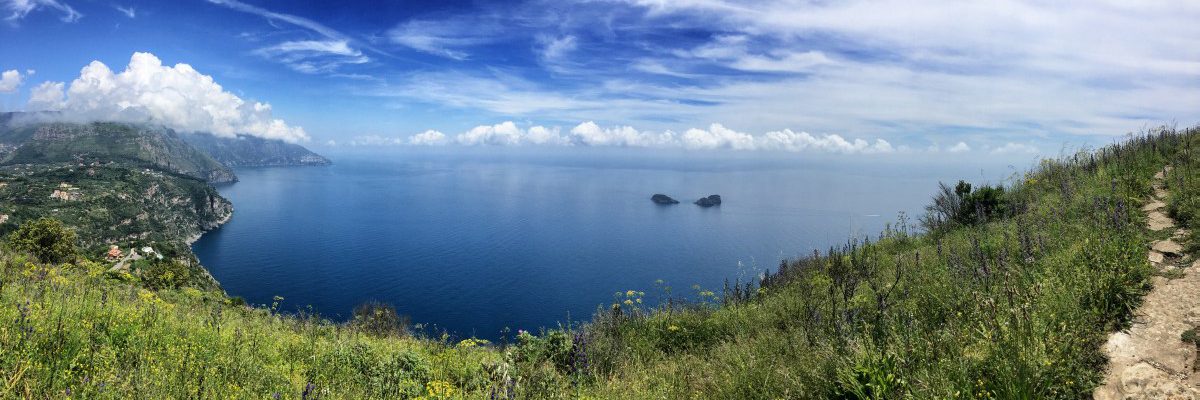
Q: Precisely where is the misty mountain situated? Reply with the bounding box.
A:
[0,119,238,183]
[181,132,331,167]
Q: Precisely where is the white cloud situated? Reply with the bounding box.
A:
[254,40,369,74]
[408,129,448,145]
[387,18,497,60]
[539,35,578,62]
[360,121,902,154]
[990,142,1039,155]
[114,5,134,18]
[3,0,81,23]
[206,0,379,74]
[25,52,309,142]
[206,0,344,41]
[947,142,971,153]
[0,69,24,92]
[678,34,834,73]
[26,81,63,109]
[757,129,894,154]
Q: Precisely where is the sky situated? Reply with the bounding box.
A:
[0,0,1197,156]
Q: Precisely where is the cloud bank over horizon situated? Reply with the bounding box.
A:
[335,121,1033,156]
[21,52,309,143]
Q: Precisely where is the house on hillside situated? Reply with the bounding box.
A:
[105,245,123,261]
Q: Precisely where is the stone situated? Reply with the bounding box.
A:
[651,194,679,205]
[694,194,722,207]
[1154,240,1185,256]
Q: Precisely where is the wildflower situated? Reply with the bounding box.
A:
[626,290,636,297]
[668,325,680,332]
[427,380,456,399]
[623,299,634,306]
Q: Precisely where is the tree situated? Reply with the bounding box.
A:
[8,217,78,264]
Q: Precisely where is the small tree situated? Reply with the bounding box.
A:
[8,217,78,263]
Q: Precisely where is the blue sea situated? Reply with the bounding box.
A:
[192,148,1011,339]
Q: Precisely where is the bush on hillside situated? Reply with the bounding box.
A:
[921,180,1011,232]
[7,217,78,264]
[139,258,195,290]
[351,301,411,337]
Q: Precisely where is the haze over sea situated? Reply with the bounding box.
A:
[193,148,1016,339]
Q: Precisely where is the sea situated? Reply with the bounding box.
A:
[192,147,1016,340]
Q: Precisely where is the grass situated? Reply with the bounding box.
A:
[0,125,1194,398]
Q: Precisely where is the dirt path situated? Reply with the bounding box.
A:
[1096,166,1200,399]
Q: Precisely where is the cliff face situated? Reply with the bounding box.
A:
[0,163,232,251]
[182,132,331,167]
[0,121,238,183]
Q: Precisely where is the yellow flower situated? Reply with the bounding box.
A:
[667,325,680,332]
[426,380,456,399]
[626,290,636,297]
[623,299,634,306]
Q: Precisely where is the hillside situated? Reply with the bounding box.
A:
[0,120,238,184]
[0,125,1196,398]
[182,132,331,167]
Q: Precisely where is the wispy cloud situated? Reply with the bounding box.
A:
[3,0,81,23]
[206,0,345,41]
[206,0,379,74]
[253,40,369,74]
[113,4,134,19]
[386,17,502,60]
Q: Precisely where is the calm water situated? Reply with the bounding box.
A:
[193,148,1007,339]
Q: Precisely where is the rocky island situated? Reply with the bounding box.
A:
[694,194,722,207]
[651,193,680,204]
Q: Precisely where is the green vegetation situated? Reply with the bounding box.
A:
[0,126,1194,398]
[1164,126,1200,251]
[7,217,77,264]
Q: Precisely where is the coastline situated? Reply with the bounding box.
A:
[187,207,233,246]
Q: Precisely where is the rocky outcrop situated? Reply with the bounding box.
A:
[651,194,679,205]
[694,194,722,207]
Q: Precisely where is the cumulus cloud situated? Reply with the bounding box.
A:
[25,52,309,142]
[991,142,1039,155]
[0,69,25,92]
[947,142,971,153]
[358,121,911,154]
[26,81,63,109]
[408,130,448,145]
[3,0,81,23]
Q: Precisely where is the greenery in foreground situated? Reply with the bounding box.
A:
[0,126,1195,399]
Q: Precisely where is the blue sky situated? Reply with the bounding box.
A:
[0,0,1197,155]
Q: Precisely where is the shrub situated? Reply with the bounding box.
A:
[7,217,78,263]
[351,301,410,337]
[921,180,1010,232]
[139,259,195,290]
